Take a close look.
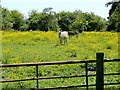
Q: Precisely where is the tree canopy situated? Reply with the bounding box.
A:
[1,4,120,32]
[105,0,120,32]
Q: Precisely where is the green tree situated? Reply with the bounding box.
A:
[57,11,75,31]
[19,18,29,31]
[70,11,106,32]
[86,13,106,31]
[11,10,25,30]
[105,0,120,18]
[42,7,58,31]
[1,8,13,30]
[28,10,41,30]
[70,11,88,32]
[106,0,120,31]
[28,8,59,31]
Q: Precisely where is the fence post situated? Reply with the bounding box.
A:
[36,65,39,89]
[85,62,88,90]
[96,53,104,90]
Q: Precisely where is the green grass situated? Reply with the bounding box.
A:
[2,31,118,63]
[1,31,119,88]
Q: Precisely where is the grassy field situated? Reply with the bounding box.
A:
[1,31,120,88]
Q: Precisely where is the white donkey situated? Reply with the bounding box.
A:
[58,30,68,45]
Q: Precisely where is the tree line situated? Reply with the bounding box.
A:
[1,1,120,32]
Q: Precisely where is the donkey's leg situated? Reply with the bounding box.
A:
[60,38,62,44]
[76,34,79,38]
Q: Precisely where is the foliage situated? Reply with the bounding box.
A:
[28,8,59,31]
[1,8,13,30]
[57,11,75,31]
[70,11,106,32]
[11,10,25,30]
[106,1,120,32]
[1,8,27,31]
[1,7,107,32]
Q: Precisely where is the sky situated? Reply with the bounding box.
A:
[1,0,112,19]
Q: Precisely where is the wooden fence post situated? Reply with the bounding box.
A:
[96,53,104,90]
[36,65,39,89]
[85,62,88,90]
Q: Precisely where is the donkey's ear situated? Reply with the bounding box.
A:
[58,30,62,32]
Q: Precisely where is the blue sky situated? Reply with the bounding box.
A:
[1,0,112,19]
